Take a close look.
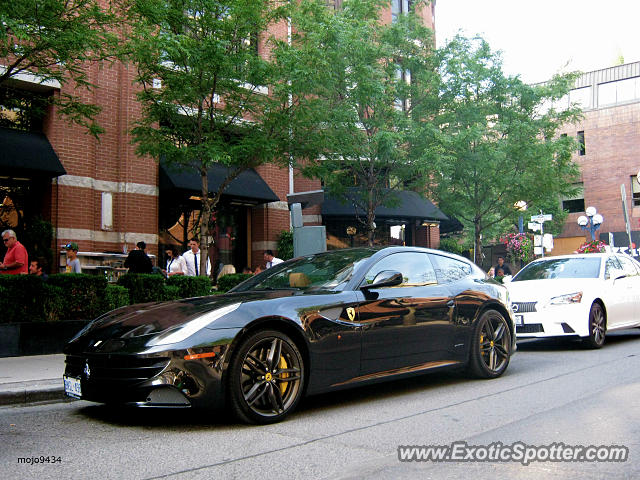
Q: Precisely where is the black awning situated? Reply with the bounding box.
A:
[322,189,449,222]
[159,161,279,204]
[0,127,66,178]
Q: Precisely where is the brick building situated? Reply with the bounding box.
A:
[553,62,640,254]
[0,1,442,274]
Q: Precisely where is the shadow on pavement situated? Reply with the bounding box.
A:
[516,329,640,351]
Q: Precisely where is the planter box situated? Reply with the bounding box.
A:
[0,321,90,358]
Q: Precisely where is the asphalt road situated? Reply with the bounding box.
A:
[2,331,640,480]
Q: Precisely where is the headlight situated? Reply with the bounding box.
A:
[549,292,583,305]
[146,303,241,346]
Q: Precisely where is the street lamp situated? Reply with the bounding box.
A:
[577,206,604,241]
[514,201,528,233]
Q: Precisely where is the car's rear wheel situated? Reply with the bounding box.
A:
[228,330,304,424]
[583,303,605,349]
[467,309,511,378]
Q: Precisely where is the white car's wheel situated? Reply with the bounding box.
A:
[583,303,605,349]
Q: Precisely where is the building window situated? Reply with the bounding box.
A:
[577,131,585,156]
[569,86,591,109]
[598,77,640,107]
[562,182,585,213]
[632,176,640,207]
[391,0,411,22]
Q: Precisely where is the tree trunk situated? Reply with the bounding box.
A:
[474,222,482,266]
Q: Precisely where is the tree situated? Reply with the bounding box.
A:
[413,36,581,263]
[127,0,320,275]
[0,0,119,136]
[286,0,438,246]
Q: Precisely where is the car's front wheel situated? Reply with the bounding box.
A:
[583,303,605,349]
[467,309,512,378]
[228,330,304,424]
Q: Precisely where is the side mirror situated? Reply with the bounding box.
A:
[361,270,403,290]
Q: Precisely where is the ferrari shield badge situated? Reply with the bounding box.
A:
[346,307,356,322]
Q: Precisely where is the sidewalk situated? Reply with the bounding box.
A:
[0,354,67,406]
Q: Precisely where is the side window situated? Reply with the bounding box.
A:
[617,256,638,277]
[363,252,437,287]
[430,254,473,284]
[605,256,623,280]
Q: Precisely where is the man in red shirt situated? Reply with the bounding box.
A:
[0,229,28,275]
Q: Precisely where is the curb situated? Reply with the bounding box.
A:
[0,380,68,407]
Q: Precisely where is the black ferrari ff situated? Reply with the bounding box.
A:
[63,247,515,424]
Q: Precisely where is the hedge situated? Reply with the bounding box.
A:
[117,273,167,304]
[217,273,252,292]
[105,284,130,311]
[47,274,108,320]
[0,272,218,323]
[0,275,51,322]
[166,275,212,298]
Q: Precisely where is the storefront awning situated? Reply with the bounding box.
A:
[0,127,66,178]
[322,189,449,222]
[159,161,279,205]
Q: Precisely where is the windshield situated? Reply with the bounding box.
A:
[232,249,376,292]
[513,257,601,281]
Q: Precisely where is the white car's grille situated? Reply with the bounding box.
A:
[512,302,537,313]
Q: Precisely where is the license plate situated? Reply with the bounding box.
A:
[515,314,524,326]
[63,376,82,399]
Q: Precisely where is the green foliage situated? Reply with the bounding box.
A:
[166,275,212,298]
[413,35,582,262]
[277,230,294,260]
[285,0,438,245]
[117,273,166,304]
[162,285,182,301]
[500,233,534,264]
[216,273,252,292]
[104,284,130,311]
[0,275,50,322]
[47,273,108,320]
[0,0,120,136]
[126,0,309,272]
[437,237,469,257]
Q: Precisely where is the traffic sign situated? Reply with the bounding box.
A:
[530,214,552,223]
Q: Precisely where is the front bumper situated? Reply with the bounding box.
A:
[63,347,230,409]
[513,303,591,339]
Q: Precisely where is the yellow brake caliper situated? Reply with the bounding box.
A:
[278,356,289,395]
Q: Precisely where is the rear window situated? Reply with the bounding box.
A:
[513,257,601,281]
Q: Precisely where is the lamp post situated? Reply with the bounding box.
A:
[514,201,528,233]
[577,206,604,241]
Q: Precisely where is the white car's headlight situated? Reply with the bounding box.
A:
[146,302,241,346]
[549,292,583,305]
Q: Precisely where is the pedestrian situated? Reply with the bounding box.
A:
[264,249,283,269]
[29,257,49,281]
[253,265,265,275]
[487,267,495,278]
[217,264,236,280]
[64,242,82,273]
[124,241,153,274]
[494,267,505,284]
[0,229,28,274]
[183,238,211,276]
[162,246,186,277]
[494,256,512,276]
[242,266,253,274]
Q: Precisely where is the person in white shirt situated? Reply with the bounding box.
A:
[162,246,186,277]
[264,249,283,269]
[183,238,211,276]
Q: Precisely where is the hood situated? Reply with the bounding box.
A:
[76,290,302,341]
[506,278,600,303]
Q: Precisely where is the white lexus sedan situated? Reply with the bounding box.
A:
[505,253,640,348]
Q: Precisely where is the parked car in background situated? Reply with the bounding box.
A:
[505,253,640,348]
[64,247,515,424]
